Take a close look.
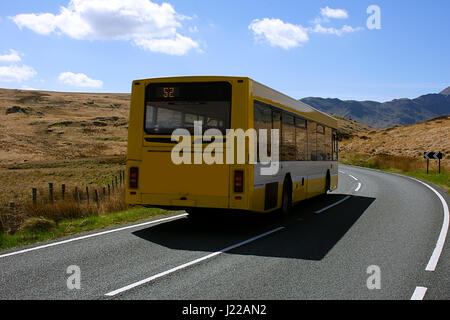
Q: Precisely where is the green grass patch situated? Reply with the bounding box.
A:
[381,169,450,194]
[0,207,178,252]
[340,154,450,194]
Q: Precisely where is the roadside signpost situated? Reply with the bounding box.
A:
[424,152,443,174]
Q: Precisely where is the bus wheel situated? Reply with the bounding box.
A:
[186,208,204,219]
[281,179,292,216]
[325,172,331,193]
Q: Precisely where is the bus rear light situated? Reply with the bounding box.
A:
[129,167,139,189]
[234,170,244,193]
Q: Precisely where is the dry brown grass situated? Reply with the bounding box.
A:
[333,115,373,138]
[0,186,127,234]
[0,88,130,165]
[340,153,436,171]
[340,116,450,166]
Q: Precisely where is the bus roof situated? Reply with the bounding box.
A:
[251,79,338,129]
[135,76,338,129]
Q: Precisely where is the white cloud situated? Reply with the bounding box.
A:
[21,85,38,91]
[249,18,309,50]
[310,24,363,36]
[12,0,199,55]
[0,49,21,63]
[189,26,199,33]
[0,65,37,83]
[320,7,349,19]
[58,72,103,88]
[134,34,199,56]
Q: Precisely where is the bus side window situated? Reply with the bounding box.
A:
[254,101,272,162]
[282,113,295,161]
[316,125,325,161]
[308,121,317,161]
[272,110,282,161]
[295,118,307,161]
[325,126,332,161]
[332,130,339,161]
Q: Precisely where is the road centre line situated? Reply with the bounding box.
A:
[411,286,428,300]
[105,226,285,297]
[355,183,362,192]
[0,213,189,259]
[315,196,352,214]
[349,174,358,181]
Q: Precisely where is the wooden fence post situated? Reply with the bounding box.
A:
[103,187,106,200]
[86,187,90,204]
[9,201,14,215]
[74,187,80,203]
[94,190,99,205]
[49,183,54,203]
[108,184,111,197]
[62,184,66,200]
[32,188,37,205]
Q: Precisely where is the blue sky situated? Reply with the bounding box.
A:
[0,0,449,102]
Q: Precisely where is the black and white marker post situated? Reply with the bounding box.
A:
[424,152,444,174]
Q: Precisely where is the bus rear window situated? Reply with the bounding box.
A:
[144,82,231,135]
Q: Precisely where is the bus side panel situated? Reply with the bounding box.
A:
[126,81,146,205]
[229,79,251,210]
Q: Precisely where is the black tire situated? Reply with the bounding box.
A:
[281,178,292,216]
[325,172,331,193]
[186,208,204,219]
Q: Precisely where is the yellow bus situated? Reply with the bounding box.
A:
[126,76,339,216]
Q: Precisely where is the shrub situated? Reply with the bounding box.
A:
[20,217,56,232]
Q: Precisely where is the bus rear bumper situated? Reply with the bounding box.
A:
[130,193,230,209]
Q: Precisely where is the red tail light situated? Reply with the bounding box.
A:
[129,167,139,189]
[234,170,244,193]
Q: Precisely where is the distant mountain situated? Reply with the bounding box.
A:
[301,88,450,129]
[441,87,450,95]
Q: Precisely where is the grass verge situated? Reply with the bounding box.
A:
[0,207,178,252]
[340,153,450,194]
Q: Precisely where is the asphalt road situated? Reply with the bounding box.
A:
[0,165,449,300]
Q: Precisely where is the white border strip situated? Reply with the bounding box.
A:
[105,226,285,297]
[407,177,449,272]
[411,286,428,300]
[0,213,189,259]
[315,196,352,214]
[343,165,449,273]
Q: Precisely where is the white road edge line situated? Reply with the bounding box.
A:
[407,177,449,272]
[411,286,428,300]
[315,196,352,214]
[343,165,449,273]
[105,226,285,297]
[349,174,358,181]
[0,213,189,259]
[355,183,362,192]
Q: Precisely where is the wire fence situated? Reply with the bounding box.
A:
[0,171,127,234]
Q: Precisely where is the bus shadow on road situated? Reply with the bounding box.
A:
[132,194,375,261]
